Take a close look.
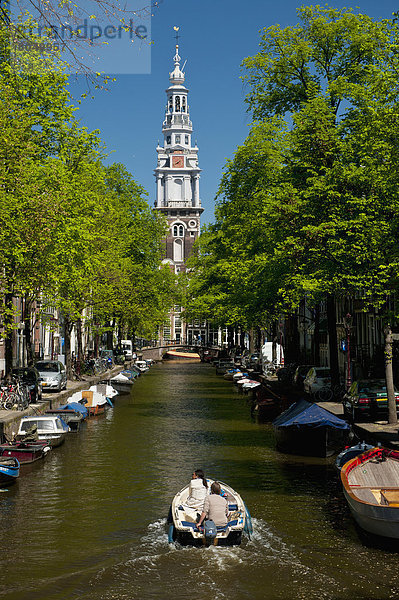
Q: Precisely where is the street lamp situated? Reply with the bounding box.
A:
[343,313,353,389]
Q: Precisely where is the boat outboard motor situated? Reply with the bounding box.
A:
[203,519,217,544]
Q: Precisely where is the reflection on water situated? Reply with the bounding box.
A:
[1,361,399,600]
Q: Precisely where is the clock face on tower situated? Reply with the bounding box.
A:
[172,155,184,168]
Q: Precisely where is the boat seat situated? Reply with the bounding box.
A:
[353,488,378,504]
[180,519,239,532]
[217,520,238,531]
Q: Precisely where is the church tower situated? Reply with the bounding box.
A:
[154,42,203,274]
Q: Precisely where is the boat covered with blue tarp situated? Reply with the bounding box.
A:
[273,398,350,457]
[60,402,89,419]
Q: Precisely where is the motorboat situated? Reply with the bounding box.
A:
[335,441,374,472]
[109,372,135,394]
[242,380,261,392]
[126,367,141,378]
[233,371,248,383]
[0,441,51,464]
[215,360,234,375]
[272,398,350,457]
[59,401,89,420]
[68,390,110,415]
[89,383,119,400]
[167,478,252,547]
[341,446,399,538]
[223,368,240,381]
[0,457,20,485]
[45,407,84,432]
[134,360,149,373]
[16,416,69,448]
[252,397,283,421]
[164,349,201,360]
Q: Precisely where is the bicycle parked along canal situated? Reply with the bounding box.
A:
[0,376,30,411]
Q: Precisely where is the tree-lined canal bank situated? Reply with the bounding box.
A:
[1,360,399,600]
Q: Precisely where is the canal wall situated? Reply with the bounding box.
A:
[141,347,164,361]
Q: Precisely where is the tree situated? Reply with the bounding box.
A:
[241,5,399,419]
[190,6,399,423]
[2,1,157,78]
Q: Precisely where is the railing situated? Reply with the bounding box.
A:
[166,200,192,208]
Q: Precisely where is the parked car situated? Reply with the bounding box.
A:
[342,379,399,421]
[12,367,42,403]
[293,365,314,389]
[303,367,331,396]
[35,360,67,393]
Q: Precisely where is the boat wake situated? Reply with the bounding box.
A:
[87,517,341,600]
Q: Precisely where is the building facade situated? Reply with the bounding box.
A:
[154,43,204,344]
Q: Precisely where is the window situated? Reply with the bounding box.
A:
[173,224,184,237]
[169,97,173,113]
[185,135,189,144]
[182,97,186,112]
[175,96,180,112]
[166,135,171,144]
[173,238,184,262]
[175,134,181,144]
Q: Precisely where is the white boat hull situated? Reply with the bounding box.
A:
[168,478,251,546]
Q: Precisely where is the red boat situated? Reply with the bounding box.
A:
[0,441,51,464]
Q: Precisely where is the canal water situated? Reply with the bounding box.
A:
[1,360,399,600]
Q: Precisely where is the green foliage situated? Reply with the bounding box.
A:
[0,18,174,361]
[188,5,399,336]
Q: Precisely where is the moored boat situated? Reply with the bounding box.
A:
[252,397,282,421]
[223,368,240,381]
[242,380,261,393]
[0,457,20,485]
[45,405,86,431]
[272,398,350,457]
[69,390,110,415]
[16,416,69,447]
[109,372,135,393]
[134,360,149,372]
[0,441,51,464]
[335,441,374,472]
[341,446,399,539]
[89,383,119,400]
[164,349,201,360]
[167,478,252,547]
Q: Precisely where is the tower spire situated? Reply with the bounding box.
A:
[170,26,184,84]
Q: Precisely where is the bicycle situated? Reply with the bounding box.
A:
[13,378,30,410]
[0,384,17,410]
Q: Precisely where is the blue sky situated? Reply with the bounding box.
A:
[69,0,399,225]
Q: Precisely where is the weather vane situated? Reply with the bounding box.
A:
[173,26,180,44]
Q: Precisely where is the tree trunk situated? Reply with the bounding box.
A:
[227,326,234,349]
[327,294,340,387]
[106,319,114,350]
[385,325,398,425]
[24,300,34,366]
[132,330,136,351]
[249,328,255,354]
[313,303,320,367]
[4,291,14,377]
[64,317,73,379]
[76,318,83,361]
